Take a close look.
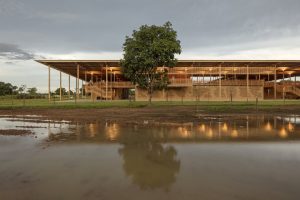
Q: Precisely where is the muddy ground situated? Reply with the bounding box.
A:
[1,106,300,124]
[0,129,33,136]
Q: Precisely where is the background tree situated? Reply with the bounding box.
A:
[54,88,68,95]
[0,82,18,96]
[120,22,181,103]
[27,87,38,96]
[18,85,26,95]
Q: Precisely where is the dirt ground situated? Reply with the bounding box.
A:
[1,106,300,124]
[0,129,33,136]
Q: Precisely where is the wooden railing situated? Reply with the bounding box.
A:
[168,66,276,75]
[169,78,192,86]
[85,79,194,89]
[193,80,264,86]
[276,85,300,97]
[85,84,113,99]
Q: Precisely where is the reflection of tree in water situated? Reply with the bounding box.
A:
[118,130,180,191]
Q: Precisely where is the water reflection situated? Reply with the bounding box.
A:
[0,115,300,199]
[105,122,120,141]
[3,114,299,142]
[118,131,180,191]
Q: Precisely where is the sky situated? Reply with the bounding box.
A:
[1,0,300,92]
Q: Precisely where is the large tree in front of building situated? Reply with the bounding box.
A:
[121,22,181,103]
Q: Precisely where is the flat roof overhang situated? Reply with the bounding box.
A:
[36,60,300,81]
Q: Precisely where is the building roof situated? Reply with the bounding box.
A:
[36,60,300,81]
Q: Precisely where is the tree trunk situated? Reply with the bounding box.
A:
[148,85,153,105]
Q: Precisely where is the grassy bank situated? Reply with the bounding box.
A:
[0,97,300,112]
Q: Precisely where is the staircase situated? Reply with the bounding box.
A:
[266,82,300,98]
[277,85,300,97]
[85,83,113,100]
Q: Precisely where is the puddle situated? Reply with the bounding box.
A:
[0,114,300,200]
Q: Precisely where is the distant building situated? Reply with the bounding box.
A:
[37,60,300,101]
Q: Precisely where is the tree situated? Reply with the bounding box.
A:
[27,87,38,96]
[54,88,67,95]
[120,21,181,103]
[0,82,18,96]
[18,85,26,94]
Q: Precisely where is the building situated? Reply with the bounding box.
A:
[36,60,300,101]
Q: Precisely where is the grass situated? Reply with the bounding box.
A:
[0,96,300,111]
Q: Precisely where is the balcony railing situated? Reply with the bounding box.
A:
[193,80,264,86]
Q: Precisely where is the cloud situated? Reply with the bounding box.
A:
[1,0,300,90]
[1,0,300,54]
[0,43,36,60]
[0,0,25,16]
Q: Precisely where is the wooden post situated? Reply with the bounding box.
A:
[76,64,80,99]
[110,68,113,100]
[274,65,277,99]
[81,80,83,98]
[68,75,70,99]
[106,65,108,100]
[48,66,51,102]
[282,69,285,101]
[85,71,87,98]
[246,64,249,101]
[219,64,221,99]
[59,71,62,101]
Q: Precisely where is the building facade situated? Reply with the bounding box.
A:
[37,60,300,101]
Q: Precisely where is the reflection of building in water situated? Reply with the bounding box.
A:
[231,129,238,138]
[222,123,228,132]
[206,128,213,139]
[88,123,98,138]
[105,122,120,141]
[287,123,294,132]
[264,122,272,132]
[199,124,206,132]
[46,115,300,143]
[279,127,288,138]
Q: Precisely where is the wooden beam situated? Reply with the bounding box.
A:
[246,64,249,101]
[274,65,277,99]
[48,66,51,102]
[85,71,87,98]
[76,64,80,99]
[219,64,222,99]
[106,65,108,100]
[68,75,70,99]
[59,71,62,101]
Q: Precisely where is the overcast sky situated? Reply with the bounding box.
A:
[1,0,300,92]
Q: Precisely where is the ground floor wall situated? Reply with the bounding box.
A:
[136,86,264,101]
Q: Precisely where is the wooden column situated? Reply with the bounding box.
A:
[246,65,249,101]
[110,68,113,100]
[81,80,83,98]
[274,66,277,99]
[219,64,222,99]
[282,70,285,100]
[48,66,51,102]
[68,75,70,99]
[106,65,108,101]
[76,64,80,99]
[85,71,87,98]
[59,71,62,101]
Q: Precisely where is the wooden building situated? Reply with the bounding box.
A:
[36,60,300,101]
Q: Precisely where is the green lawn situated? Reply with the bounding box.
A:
[0,96,299,111]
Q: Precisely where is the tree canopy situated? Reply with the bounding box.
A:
[0,82,18,96]
[120,21,181,103]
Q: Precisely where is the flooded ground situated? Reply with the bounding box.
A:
[0,114,300,200]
